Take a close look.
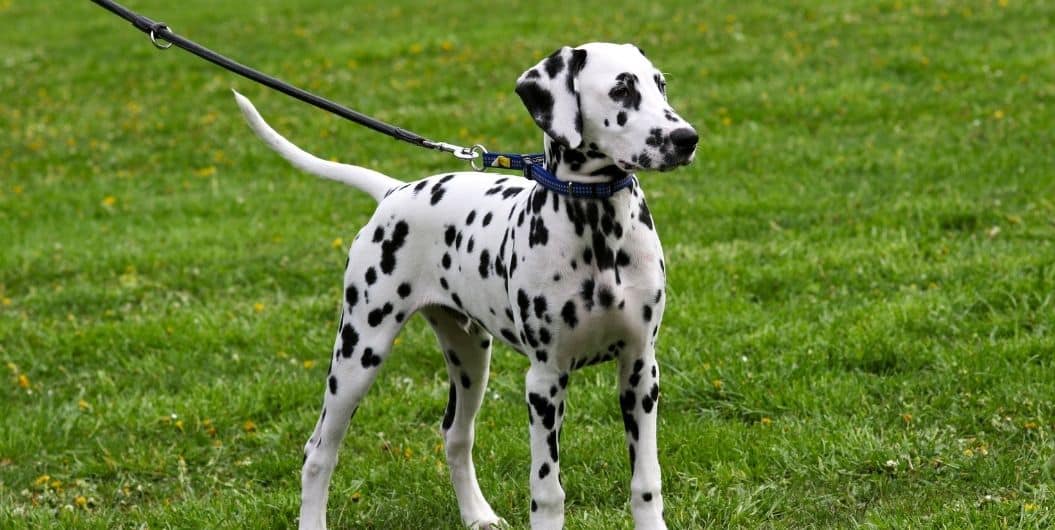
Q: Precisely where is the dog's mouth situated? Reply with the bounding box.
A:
[619,150,695,172]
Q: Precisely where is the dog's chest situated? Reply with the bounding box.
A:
[501,185,666,359]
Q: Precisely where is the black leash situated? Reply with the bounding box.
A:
[89,0,482,163]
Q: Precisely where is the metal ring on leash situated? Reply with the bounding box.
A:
[149,25,173,49]
[469,144,488,171]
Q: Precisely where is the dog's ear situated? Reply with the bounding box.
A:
[515,46,588,149]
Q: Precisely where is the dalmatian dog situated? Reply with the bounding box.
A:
[233,42,697,530]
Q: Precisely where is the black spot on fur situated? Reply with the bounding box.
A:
[643,492,653,502]
[598,287,614,308]
[568,48,588,94]
[529,216,549,247]
[397,283,412,298]
[482,212,493,226]
[478,249,491,278]
[539,462,551,479]
[561,300,578,328]
[591,164,629,181]
[345,285,358,308]
[629,359,644,387]
[620,390,639,440]
[368,303,393,327]
[544,49,565,78]
[617,111,628,126]
[465,210,476,225]
[532,296,548,319]
[546,429,559,461]
[379,221,409,274]
[340,324,358,358]
[361,347,381,368]
[610,72,642,110]
[639,199,654,229]
[528,392,557,429]
[445,225,457,246]
[328,375,338,394]
[643,305,652,322]
[365,267,377,285]
[580,279,595,309]
[442,381,457,429]
[629,443,636,475]
[517,289,531,321]
[460,372,471,389]
[372,226,384,243]
[501,328,519,344]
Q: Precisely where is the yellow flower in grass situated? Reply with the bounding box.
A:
[34,474,50,487]
[1025,502,1038,512]
[253,302,265,313]
[331,237,344,249]
[303,359,317,369]
[101,196,116,207]
[243,420,257,433]
[74,496,88,509]
[194,166,216,177]
[17,374,30,389]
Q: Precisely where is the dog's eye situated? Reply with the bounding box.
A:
[610,85,629,99]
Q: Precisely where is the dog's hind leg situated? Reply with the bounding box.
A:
[422,306,504,529]
[299,249,410,530]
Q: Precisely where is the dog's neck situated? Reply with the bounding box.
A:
[544,135,632,186]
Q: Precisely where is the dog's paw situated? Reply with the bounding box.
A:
[469,516,508,530]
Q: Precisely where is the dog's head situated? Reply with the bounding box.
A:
[516,42,697,173]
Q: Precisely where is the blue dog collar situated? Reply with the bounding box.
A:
[481,152,635,199]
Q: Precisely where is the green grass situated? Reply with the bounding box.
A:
[2,0,1054,527]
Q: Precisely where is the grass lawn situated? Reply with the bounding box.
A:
[2,0,1054,527]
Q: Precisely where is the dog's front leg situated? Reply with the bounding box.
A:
[525,362,567,530]
[619,349,666,530]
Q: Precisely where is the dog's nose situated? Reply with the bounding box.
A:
[669,127,698,153]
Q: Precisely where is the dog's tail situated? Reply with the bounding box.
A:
[232,90,401,202]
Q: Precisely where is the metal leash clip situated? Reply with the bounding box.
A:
[423,141,487,169]
[149,24,173,49]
